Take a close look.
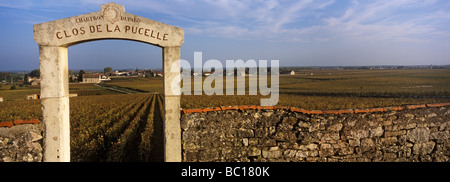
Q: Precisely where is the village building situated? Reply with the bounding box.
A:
[100,75,111,81]
[113,70,130,76]
[26,94,40,100]
[69,74,78,82]
[152,71,163,77]
[27,76,41,85]
[280,70,295,75]
[30,79,41,85]
[82,73,101,83]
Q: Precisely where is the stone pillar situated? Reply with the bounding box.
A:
[39,46,70,162]
[162,46,181,162]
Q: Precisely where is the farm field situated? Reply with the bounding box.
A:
[0,93,164,161]
[3,69,447,109]
[1,69,449,120]
[0,68,449,161]
[104,69,450,109]
[69,93,164,162]
[0,83,123,102]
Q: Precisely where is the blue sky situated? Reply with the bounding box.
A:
[0,0,449,71]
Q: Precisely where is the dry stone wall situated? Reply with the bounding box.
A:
[181,105,450,162]
[0,103,448,162]
[0,123,43,162]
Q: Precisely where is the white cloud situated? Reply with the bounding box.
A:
[302,0,450,44]
[315,0,335,9]
[2,0,449,44]
[177,0,449,44]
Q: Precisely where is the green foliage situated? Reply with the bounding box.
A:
[29,69,40,78]
[78,70,86,81]
[104,67,113,73]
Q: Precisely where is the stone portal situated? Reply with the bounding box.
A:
[33,3,184,162]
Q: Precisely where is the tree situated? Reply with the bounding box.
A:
[23,73,29,83]
[29,69,40,78]
[1,72,8,80]
[78,70,85,82]
[104,67,113,74]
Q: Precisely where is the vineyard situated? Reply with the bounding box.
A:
[0,83,123,102]
[104,69,450,109]
[70,93,164,162]
[1,68,449,161]
[0,93,164,162]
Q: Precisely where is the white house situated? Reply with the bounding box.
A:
[100,75,111,81]
[280,70,295,75]
[82,74,101,83]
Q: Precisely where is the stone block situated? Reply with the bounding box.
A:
[238,128,254,138]
[260,138,277,147]
[248,138,258,145]
[295,150,318,158]
[277,122,293,131]
[242,138,249,146]
[384,130,406,137]
[299,143,318,151]
[361,138,375,148]
[273,131,297,142]
[369,126,384,137]
[332,141,349,149]
[297,121,310,128]
[439,121,450,131]
[348,139,360,147]
[347,130,370,140]
[248,147,261,157]
[328,123,343,132]
[309,122,321,132]
[320,143,332,150]
[430,131,449,141]
[254,128,267,138]
[321,132,340,141]
[282,116,298,125]
[262,149,282,159]
[284,149,297,158]
[337,147,354,155]
[406,128,430,143]
[413,141,435,155]
[382,119,393,126]
[427,113,437,118]
[318,148,335,157]
[380,137,397,146]
[398,147,412,158]
[404,113,415,118]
